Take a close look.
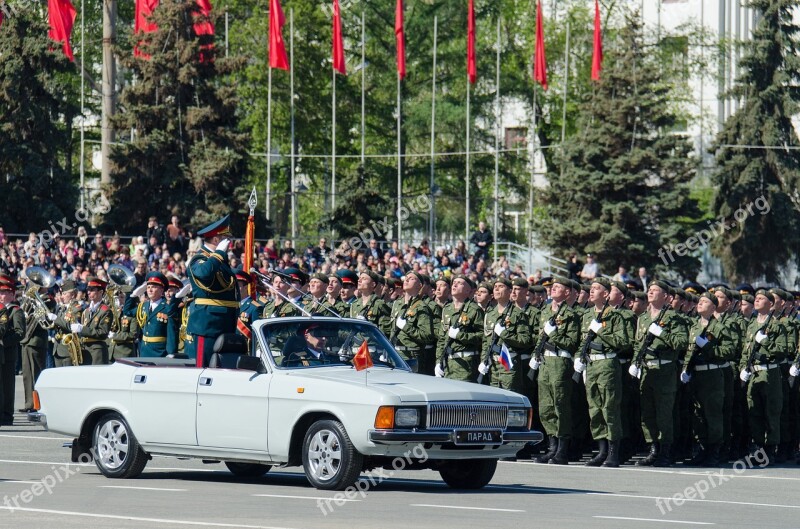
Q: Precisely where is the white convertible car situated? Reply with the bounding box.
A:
[30,317,542,490]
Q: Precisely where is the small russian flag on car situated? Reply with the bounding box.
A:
[499,343,513,371]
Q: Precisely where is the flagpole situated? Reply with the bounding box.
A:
[560,21,569,177]
[493,17,500,263]
[332,68,337,214]
[397,70,402,249]
[290,8,297,241]
[429,16,438,245]
[267,62,272,221]
[529,86,537,276]
[79,0,85,212]
[465,80,471,243]
[361,10,366,168]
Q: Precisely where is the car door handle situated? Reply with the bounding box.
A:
[199,377,213,386]
[134,375,147,384]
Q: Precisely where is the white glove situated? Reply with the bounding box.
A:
[648,322,663,337]
[589,320,603,334]
[108,332,116,340]
[176,283,191,298]
[166,354,175,359]
[395,316,407,330]
[755,331,768,344]
[628,364,642,379]
[790,364,799,378]
[447,326,460,339]
[70,323,83,334]
[493,322,505,337]
[435,364,445,377]
[573,358,587,373]
[529,357,541,370]
[355,315,366,320]
[46,312,58,322]
[544,321,557,336]
[216,238,231,253]
[132,283,147,298]
[478,362,490,375]
[695,335,709,348]
[739,369,752,383]
[680,371,691,384]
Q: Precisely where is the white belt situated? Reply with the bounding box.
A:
[544,350,572,359]
[780,359,789,365]
[617,359,630,364]
[718,361,731,368]
[694,364,723,371]
[753,363,780,372]
[450,351,477,359]
[589,352,617,362]
[645,359,673,368]
[520,354,532,360]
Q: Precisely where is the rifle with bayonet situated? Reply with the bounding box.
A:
[631,304,670,376]
[528,302,567,381]
[572,298,610,383]
[741,308,777,387]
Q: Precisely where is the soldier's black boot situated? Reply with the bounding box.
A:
[703,443,721,467]
[653,442,672,467]
[549,437,570,465]
[764,445,778,466]
[636,443,659,466]
[535,437,558,464]
[687,444,707,467]
[586,439,608,467]
[775,443,790,464]
[602,440,621,468]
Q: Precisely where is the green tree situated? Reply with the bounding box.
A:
[709,0,800,282]
[534,16,702,279]
[0,10,78,233]
[106,0,249,233]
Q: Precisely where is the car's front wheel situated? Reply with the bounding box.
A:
[92,412,148,478]
[224,462,271,478]
[301,419,363,490]
[438,458,497,489]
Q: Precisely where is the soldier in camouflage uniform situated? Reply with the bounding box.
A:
[435,276,484,382]
[302,273,331,315]
[389,272,435,373]
[351,271,391,336]
[474,281,494,312]
[322,272,349,317]
[262,268,305,319]
[771,288,799,463]
[710,286,743,462]
[433,276,452,341]
[609,280,638,463]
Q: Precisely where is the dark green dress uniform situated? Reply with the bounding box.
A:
[53,299,85,367]
[109,313,140,361]
[133,298,178,357]
[437,298,484,382]
[0,299,25,425]
[635,307,689,457]
[389,295,435,373]
[20,297,52,410]
[79,300,113,365]
[482,303,531,393]
[186,241,239,366]
[350,294,391,337]
[236,296,262,343]
[0,304,7,423]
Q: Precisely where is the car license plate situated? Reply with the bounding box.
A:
[454,430,502,445]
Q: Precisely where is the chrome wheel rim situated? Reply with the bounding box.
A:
[96,419,129,470]
[307,429,342,482]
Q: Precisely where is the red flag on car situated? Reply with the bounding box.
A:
[395,0,406,79]
[466,0,477,84]
[533,0,547,90]
[332,0,346,74]
[353,340,373,371]
[48,0,77,61]
[591,0,603,81]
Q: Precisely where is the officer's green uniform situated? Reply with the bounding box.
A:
[236,296,261,344]
[79,301,113,365]
[0,304,7,422]
[125,289,178,358]
[482,303,531,393]
[0,302,25,424]
[389,295,434,374]
[109,313,140,361]
[20,298,52,410]
[350,294,391,337]
[635,307,688,449]
[53,300,85,367]
[436,298,484,382]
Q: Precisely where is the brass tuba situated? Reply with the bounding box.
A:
[22,267,56,329]
[62,332,83,366]
[107,264,136,332]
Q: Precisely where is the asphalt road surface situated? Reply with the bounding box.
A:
[1,376,799,529]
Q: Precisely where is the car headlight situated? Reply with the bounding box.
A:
[507,408,528,428]
[394,408,420,427]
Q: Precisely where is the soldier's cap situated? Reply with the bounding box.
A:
[710,286,732,299]
[698,291,718,307]
[297,323,322,336]
[736,283,755,296]
[551,276,571,289]
[197,214,232,239]
[570,279,583,292]
[310,272,329,284]
[512,277,529,289]
[755,288,774,303]
[688,293,699,303]
[61,279,77,293]
[706,281,730,290]
[360,270,383,285]
[741,294,755,303]
[633,291,647,301]
[419,273,432,286]
[649,279,672,294]
[494,277,512,288]
[580,282,590,293]
[435,275,452,286]
[403,271,425,285]
[0,272,16,291]
[477,281,493,292]
[770,287,793,302]
[168,276,184,290]
[592,277,611,291]
[674,289,688,300]
[683,281,706,295]
[626,279,643,291]
[529,284,546,294]
[86,276,108,290]
[610,280,628,296]
[452,275,476,289]
[730,291,741,301]
[391,277,403,288]
[145,272,169,289]
[327,272,343,286]
[235,270,254,284]
[537,276,554,287]
[282,267,307,285]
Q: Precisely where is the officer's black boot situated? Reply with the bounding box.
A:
[687,444,707,467]
[586,439,608,467]
[602,440,621,468]
[764,445,778,466]
[549,437,570,465]
[535,436,558,464]
[703,443,721,467]
[775,443,789,464]
[636,442,659,466]
[653,442,672,467]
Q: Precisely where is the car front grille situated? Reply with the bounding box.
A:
[427,402,508,429]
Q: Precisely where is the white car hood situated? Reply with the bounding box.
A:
[285,367,527,405]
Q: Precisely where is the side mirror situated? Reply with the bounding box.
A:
[237,355,265,373]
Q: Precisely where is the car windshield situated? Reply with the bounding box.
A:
[259,319,411,371]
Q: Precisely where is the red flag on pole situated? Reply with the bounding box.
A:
[466,0,477,84]
[353,339,373,371]
[194,0,215,62]
[332,0,346,75]
[533,0,547,90]
[591,0,603,81]
[395,0,406,79]
[48,0,77,61]
[269,0,289,70]
[134,0,159,58]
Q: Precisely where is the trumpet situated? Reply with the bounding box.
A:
[107,264,136,332]
[21,267,56,329]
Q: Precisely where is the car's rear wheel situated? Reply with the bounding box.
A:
[439,458,497,489]
[301,419,363,490]
[224,462,271,478]
[92,412,148,478]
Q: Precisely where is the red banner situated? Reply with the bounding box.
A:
[466,0,477,84]
[395,0,406,79]
[332,0,346,74]
[269,0,289,70]
[134,0,159,58]
[591,0,603,81]
[533,0,547,90]
[48,0,77,61]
